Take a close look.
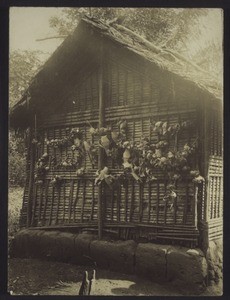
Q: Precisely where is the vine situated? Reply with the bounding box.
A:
[34,121,204,194]
[92,119,203,191]
[34,127,97,184]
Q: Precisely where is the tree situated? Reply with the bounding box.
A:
[48,8,222,78]
[49,8,207,52]
[9,50,44,186]
[9,50,44,108]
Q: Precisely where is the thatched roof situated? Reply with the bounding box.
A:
[11,16,222,127]
[83,16,222,100]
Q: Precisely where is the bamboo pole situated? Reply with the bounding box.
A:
[27,128,35,227]
[98,39,106,239]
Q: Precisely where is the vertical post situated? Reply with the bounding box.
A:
[193,184,198,228]
[98,39,106,239]
[200,94,209,253]
[201,94,209,221]
[27,127,35,227]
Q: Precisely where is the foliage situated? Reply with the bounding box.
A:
[9,130,26,186]
[8,186,23,240]
[9,50,43,108]
[9,50,43,187]
[49,8,222,78]
[34,127,97,184]
[90,119,202,190]
[49,8,207,48]
[33,119,201,190]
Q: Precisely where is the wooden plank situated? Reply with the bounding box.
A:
[117,186,121,222]
[73,179,80,222]
[139,183,143,222]
[157,232,199,237]
[49,186,55,226]
[81,180,86,222]
[90,182,95,221]
[173,183,178,225]
[132,120,135,140]
[68,180,74,223]
[183,183,189,224]
[214,176,219,218]
[129,180,135,222]
[62,180,66,222]
[42,180,49,223]
[111,186,114,221]
[30,221,198,232]
[98,41,106,239]
[156,182,160,224]
[55,186,61,224]
[40,106,196,128]
[31,183,37,226]
[209,217,223,224]
[193,185,198,228]
[27,130,35,227]
[148,182,151,222]
[164,183,167,225]
[157,236,197,242]
[124,185,128,222]
[38,184,44,222]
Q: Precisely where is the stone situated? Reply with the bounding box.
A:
[215,268,223,279]
[47,231,76,262]
[208,269,215,280]
[11,229,46,258]
[210,279,216,286]
[186,249,203,256]
[73,233,97,265]
[10,229,29,258]
[38,231,61,259]
[135,243,170,282]
[206,238,223,284]
[90,240,137,274]
[10,230,211,295]
[167,246,207,295]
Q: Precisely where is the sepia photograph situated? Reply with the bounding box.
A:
[8,7,223,296]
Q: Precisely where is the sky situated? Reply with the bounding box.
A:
[10,7,64,56]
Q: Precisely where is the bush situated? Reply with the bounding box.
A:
[8,186,24,254]
[9,130,26,186]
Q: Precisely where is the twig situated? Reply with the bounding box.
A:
[36,35,67,42]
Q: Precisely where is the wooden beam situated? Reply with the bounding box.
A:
[27,128,35,227]
[98,39,106,239]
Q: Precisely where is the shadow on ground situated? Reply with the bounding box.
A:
[8,258,222,296]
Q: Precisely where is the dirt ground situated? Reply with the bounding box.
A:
[8,258,222,296]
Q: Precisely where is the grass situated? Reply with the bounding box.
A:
[8,186,24,242]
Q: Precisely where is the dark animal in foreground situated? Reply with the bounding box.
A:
[78,270,96,296]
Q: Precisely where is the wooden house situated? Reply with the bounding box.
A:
[11,16,223,250]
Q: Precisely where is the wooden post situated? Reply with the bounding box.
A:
[98,39,106,239]
[199,93,209,252]
[193,184,198,228]
[27,127,35,227]
[200,93,209,221]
